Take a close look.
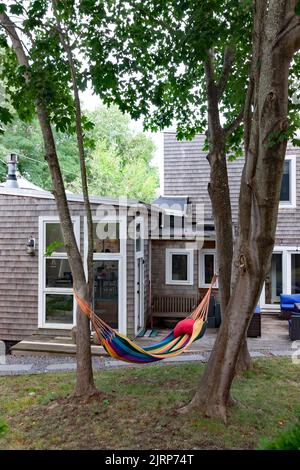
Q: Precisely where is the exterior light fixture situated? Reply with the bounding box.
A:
[27,236,36,256]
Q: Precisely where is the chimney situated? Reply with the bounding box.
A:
[5,153,19,188]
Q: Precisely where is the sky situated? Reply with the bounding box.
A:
[80,88,165,195]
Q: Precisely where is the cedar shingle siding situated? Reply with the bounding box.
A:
[164,131,300,245]
[0,194,137,341]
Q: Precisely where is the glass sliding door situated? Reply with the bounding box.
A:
[87,217,126,333]
[93,260,119,328]
[264,253,283,306]
[291,253,300,294]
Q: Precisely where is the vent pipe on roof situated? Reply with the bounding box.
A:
[5,153,19,188]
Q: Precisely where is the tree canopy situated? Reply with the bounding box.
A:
[0,104,159,202]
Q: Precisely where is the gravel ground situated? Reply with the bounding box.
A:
[0,348,295,376]
[0,352,213,376]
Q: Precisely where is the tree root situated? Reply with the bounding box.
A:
[177,394,228,424]
[70,385,102,402]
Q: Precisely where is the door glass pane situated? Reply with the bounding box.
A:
[46,259,72,288]
[265,253,283,304]
[204,254,215,284]
[172,254,188,281]
[46,223,65,253]
[136,222,141,253]
[291,254,300,294]
[45,294,73,324]
[93,260,118,328]
[280,161,290,202]
[93,222,120,253]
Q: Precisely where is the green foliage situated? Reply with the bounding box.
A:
[70,108,159,202]
[0,1,159,200]
[259,411,300,450]
[0,104,159,201]
[0,116,79,188]
[83,0,253,154]
[0,417,8,436]
[44,241,64,257]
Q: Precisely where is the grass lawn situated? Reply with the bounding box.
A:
[0,358,300,450]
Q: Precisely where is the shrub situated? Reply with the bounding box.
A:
[259,413,300,450]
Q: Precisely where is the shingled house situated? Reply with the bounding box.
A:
[0,157,155,345]
[160,131,300,314]
[0,132,299,348]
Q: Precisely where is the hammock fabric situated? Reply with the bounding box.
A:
[74,277,216,364]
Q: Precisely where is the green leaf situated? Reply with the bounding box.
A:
[44,241,64,257]
[0,107,14,125]
[0,3,6,13]
[296,1,300,16]
[10,4,24,15]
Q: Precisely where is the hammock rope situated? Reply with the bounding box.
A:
[74,276,217,364]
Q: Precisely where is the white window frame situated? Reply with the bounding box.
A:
[84,215,127,335]
[135,217,145,335]
[199,249,218,288]
[38,216,80,329]
[165,248,194,286]
[279,155,296,209]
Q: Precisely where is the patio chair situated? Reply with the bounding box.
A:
[247,305,261,337]
[280,294,300,320]
[207,296,221,328]
[289,314,300,341]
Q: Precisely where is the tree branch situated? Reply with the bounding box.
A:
[217,47,235,100]
[52,0,94,297]
[0,12,30,71]
[273,13,300,54]
[224,106,244,137]
[204,49,216,86]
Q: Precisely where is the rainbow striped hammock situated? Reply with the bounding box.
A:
[74,278,215,365]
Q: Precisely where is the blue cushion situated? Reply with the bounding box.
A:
[282,303,295,311]
[280,294,300,311]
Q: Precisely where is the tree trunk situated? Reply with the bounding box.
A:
[0,11,96,396]
[204,51,251,373]
[37,105,96,397]
[207,144,251,375]
[207,146,233,316]
[182,0,300,421]
[52,2,96,396]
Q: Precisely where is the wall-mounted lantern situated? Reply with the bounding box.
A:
[27,236,36,256]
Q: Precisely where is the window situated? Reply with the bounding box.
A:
[280,156,296,207]
[92,222,120,253]
[93,259,119,328]
[166,248,194,285]
[291,253,300,294]
[199,250,218,287]
[39,217,80,328]
[265,253,283,305]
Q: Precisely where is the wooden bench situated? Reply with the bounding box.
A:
[150,295,201,328]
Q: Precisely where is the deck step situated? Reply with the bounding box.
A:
[11,339,106,357]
